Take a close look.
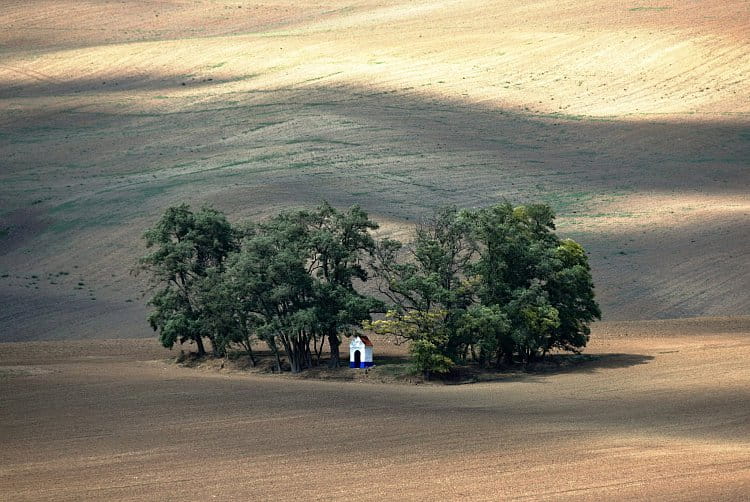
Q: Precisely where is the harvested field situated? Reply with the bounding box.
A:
[1,319,749,500]
[1,0,748,339]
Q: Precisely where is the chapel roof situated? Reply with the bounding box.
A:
[358,335,373,347]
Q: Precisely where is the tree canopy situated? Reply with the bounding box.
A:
[367,202,600,376]
[139,204,237,356]
[140,201,599,377]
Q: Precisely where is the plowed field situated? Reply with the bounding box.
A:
[1,319,749,500]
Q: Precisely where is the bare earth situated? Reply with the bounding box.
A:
[1,319,749,500]
[0,1,749,500]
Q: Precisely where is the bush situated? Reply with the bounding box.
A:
[410,339,454,379]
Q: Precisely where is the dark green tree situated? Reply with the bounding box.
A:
[456,304,510,367]
[198,267,261,365]
[470,203,600,363]
[368,206,476,376]
[225,211,317,373]
[371,202,599,370]
[305,202,383,367]
[140,204,237,356]
[545,238,601,353]
[139,200,598,374]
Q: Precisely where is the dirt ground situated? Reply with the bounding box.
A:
[1,318,749,500]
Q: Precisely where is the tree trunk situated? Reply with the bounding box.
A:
[328,332,341,368]
[195,336,206,356]
[282,336,304,374]
[289,357,302,373]
[315,335,325,365]
[288,344,303,373]
[313,336,321,366]
[303,336,313,368]
[264,337,282,372]
[247,346,256,367]
[240,336,256,366]
[302,344,311,369]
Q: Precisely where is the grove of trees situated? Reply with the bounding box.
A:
[139,201,600,378]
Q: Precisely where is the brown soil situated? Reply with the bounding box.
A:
[1,318,749,500]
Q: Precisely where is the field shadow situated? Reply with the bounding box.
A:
[443,352,655,384]
[0,73,255,99]
[317,85,750,199]
[1,76,749,338]
[202,349,653,385]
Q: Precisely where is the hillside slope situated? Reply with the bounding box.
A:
[1,0,748,340]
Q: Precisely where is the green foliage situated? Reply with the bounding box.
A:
[197,268,260,365]
[457,305,510,366]
[224,211,317,373]
[506,283,560,362]
[546,239,601,352]
[365,309,452,378]
[142,202,383,373]
[467,202,599,362]
[366,309,447,341]
[140,204,237,356]
[371,202,600,369]
[369,206,476,366]
[305,202,384,367]
[140,200,599,375]
[409,339,454,378]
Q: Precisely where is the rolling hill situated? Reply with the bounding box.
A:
[1,0,748,340]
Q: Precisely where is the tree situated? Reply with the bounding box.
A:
[140,204,237,356]
[198,267,261,365]
[456,304,510,367]
[225,211,317,373]
[506,282,560,362]
[139,200,598,375]
[370,202,599,371]
[367,207,476,377]
[469,203,600,363]
[305,202,383,367]
[365,309,454,378]
[545,238,600,353]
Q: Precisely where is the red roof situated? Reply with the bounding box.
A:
[358,335,373,347]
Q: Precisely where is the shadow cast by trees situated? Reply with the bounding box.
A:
[0,72,256,99]
[440,352,655,384]
[185,347,654,386]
